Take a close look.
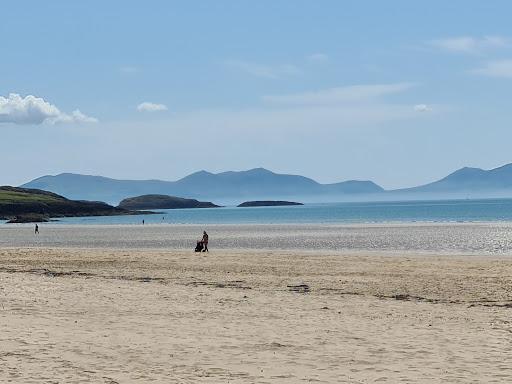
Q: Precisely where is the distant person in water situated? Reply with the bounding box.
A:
[34,224,39,234]
[202,231,209,252]
[142,219,145,225]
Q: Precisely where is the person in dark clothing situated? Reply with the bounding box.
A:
[201,231,209,252]
[35,224,39,234]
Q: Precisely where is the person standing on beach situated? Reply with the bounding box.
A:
[202,231,209,252]
[35,224,39,234]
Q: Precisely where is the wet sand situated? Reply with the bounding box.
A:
[1,247,512,383]
[3,222,512,254]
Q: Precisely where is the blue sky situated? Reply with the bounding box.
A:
[2,1,512,188]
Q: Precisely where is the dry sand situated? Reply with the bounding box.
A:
[1,247,512,383]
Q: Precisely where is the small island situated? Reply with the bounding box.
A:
[118,194,220,210]
[237,200,303,207]
[0,186,148,223]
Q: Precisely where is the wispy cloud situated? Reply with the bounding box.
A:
[307,53,329,63]
[262,83,415,106]
[0,93,97,125]
[470,59,512,78]
[225,60,302,79]
[125,104,429,141]
[429,36,509,54]
[414,104,432,112]
[137,102,168,112]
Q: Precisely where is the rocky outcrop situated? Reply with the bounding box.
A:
[237,200,303,207]
[118,194,220,210]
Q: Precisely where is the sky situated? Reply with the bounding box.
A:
[2,0,512,189]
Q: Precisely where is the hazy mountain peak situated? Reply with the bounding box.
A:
[443,166,485,179]
[178,170,214,180]
[193,170,214,176]
[394,162,512,195]
[245,167,274,174]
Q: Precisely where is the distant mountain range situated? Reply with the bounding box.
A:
[21,168,382,204]
[20,163,512,204]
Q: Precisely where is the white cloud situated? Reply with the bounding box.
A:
[470,59,512,78]
[225,60,301,79]
[56,109,99,123]
[137,102,168,112]
[262,83,415,106]
[414,104,432,112]
[429,36,509,54]
[307,53,329,63]
[0,93,97,125]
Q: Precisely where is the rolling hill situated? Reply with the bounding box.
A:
[0,186,138,222]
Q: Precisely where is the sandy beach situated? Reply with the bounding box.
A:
[1,239,512,382]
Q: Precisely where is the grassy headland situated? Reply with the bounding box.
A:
[0,186,145,223]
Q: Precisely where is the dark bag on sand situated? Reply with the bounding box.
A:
[194,241,203,252]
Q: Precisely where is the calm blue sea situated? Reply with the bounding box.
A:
[4,198,512,225]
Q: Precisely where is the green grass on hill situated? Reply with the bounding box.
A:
[0,187,136,223]
[0,190,65,204]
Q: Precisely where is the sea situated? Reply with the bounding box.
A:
[3,199,512,253]
[3,198,512,225]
